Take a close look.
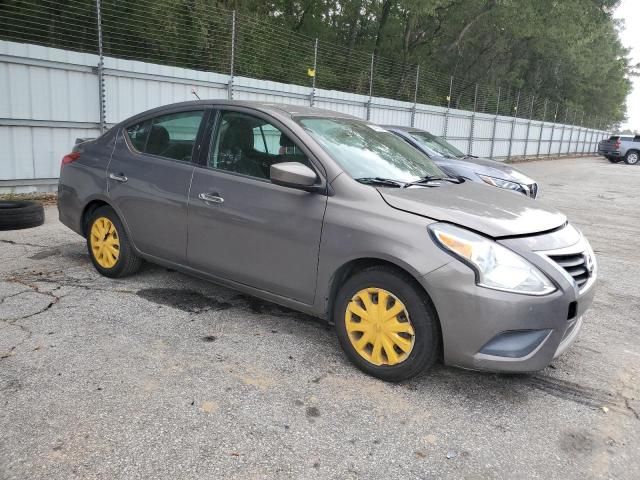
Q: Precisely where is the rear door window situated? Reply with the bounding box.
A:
[125,120,151,152]
[125,110,205,162]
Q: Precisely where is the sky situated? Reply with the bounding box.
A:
[615,0,640,132]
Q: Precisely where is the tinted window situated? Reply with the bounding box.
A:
[297,117,442,182]
[408,131,465,159]
[125,120,151,152]
[210,111,309,180]
[126,110,204,162]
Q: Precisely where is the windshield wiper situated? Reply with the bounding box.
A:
[356,177,407,188]
[402,175,462,188]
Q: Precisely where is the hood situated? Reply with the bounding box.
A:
[433,156,535,185]
[379,181,565,238]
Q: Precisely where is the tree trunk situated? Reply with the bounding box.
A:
[374,0,392,57]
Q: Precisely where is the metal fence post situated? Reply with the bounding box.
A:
[523,95,535,158]
[467,83,478,155]
[506,90,520,161]
[579,112,586,154]
[489,86,501,159]
[443,76,453,139]
[310,38,318,107]
[95,0,106,133]
[228,10,236,100]
[366,53,374,121]
[411,64,420,127]
[573,111,581,154]
[536,99,548,158]
[548,103,558,156]
[567,109,578,154]
[558,106,568,157]
[566,110,573,155]
[588,116,597,153]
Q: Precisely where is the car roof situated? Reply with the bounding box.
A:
[122,100,359,124]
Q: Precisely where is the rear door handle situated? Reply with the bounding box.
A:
[109,173,128,183]
[198,193,224,204]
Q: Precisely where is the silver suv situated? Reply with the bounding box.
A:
[598,135,640,164]
[58,101,597,381]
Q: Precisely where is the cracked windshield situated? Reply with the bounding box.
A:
[298,118,444,183]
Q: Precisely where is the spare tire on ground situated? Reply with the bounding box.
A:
[0,200,45,231]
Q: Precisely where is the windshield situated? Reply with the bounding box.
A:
[408,131,465,159]
[297,118,443,183]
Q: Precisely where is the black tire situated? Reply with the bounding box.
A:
[624,150,639,165]
[606,156,620,163]
[333,266,440,382]
[0,200,45,231]
[86,206,142,278]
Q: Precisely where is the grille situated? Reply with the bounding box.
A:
[548,252,590,288]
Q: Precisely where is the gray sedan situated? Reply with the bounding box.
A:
[384,125,539,198]
[58,101,596,381]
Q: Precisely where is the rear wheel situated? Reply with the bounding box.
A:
[86,206,142,278]
[334,266,440,382]
[624,150,639,165]
[606,156,620,163]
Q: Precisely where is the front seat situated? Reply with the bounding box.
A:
[219,119,266,178]
[146,125,170,156]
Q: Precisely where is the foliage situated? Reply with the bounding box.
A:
[0,0,634,126]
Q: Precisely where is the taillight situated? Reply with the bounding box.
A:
[614,140,621,149]
[61,151,80,166]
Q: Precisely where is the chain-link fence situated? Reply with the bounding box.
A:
[0,0,611,133]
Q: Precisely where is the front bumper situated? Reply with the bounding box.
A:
[421,229,596,372]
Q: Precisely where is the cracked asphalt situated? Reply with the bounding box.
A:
[1,156,639,479]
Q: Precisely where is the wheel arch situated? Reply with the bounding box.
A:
[81,199,110,236]
[80,199,138,255]
[325,256,444,359]
[325,256,443,346]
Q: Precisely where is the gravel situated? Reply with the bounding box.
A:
[1,156,639,479]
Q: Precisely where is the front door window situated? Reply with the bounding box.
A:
[209,111,309,179]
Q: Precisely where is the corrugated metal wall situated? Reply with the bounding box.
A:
[0,40,609,192]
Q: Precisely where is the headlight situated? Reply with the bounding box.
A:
[429,223,556,295]
[477,174,525,194]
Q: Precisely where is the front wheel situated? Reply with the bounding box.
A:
[333,266,440,382]
[86,206,142,278]
[624,151,639,165]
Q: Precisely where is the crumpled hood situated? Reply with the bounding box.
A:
[379,181,566,238]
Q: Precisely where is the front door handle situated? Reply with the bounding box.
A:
[109,173,128,183]
[198,192,224,204]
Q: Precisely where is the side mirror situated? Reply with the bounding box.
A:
[270,162,319,191]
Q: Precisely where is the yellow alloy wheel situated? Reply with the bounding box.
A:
[345,288,415,366]
[90,217,120,268]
